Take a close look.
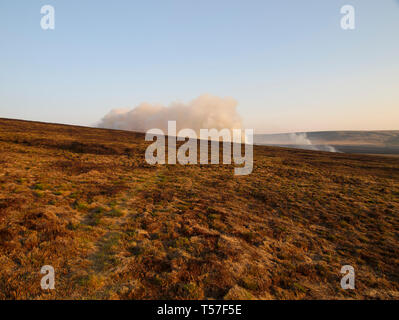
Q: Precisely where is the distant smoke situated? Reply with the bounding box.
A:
[288,133,338,152]
[254,132,338,152]
[288,133,313,145]
[98,94,242,135]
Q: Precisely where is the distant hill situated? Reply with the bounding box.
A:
[254,131,399,155]
[255,130,399,146]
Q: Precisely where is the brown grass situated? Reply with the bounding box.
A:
[0,118,398,300]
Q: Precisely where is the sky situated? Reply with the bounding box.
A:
[0,0,398,133]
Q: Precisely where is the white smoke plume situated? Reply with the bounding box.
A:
[254,132,338,152]
[288,133,337,152]
[98,94,242,136]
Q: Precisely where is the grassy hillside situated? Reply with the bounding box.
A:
[0,118,399,299]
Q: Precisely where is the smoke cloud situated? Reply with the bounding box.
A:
[98,94,242,135]
[288,133,338,152]
[254,132,338,152]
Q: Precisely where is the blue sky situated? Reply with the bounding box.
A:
[0,0,398,133]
